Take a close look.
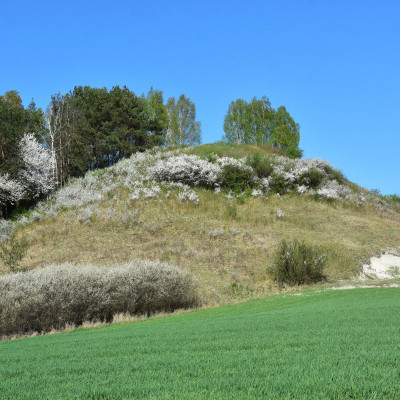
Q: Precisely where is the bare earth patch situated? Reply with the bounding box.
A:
[330,248,400,290]
[331,283,400,290]
[360,250,400,280]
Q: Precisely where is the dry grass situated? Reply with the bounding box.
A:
[2,143,399,303]
[3,184,399,304]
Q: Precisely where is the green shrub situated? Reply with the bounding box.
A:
[0,261,199,336]
[269,173,287,195]
[0,233,28,272]
[328,168,346,184]
[286,147,303,159]
[9,206,32,221]
[246,153,273,178]
[201,151,218,164]
[385,194,400,203]
[299,168,324,189]
[268,239,326,285]
[220,164,253,193]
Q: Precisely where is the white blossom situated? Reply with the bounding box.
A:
[20,133,55,198]
[0,174,25,206]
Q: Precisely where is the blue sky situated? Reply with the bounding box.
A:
[1,0,399,194]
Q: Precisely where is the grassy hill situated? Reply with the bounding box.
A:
[1,142,400,304]
[0,287,399,399]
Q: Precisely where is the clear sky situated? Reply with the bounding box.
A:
[1,0,399,194]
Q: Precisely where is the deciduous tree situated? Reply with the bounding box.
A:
[166,95,201,147]
[223,96,302,157]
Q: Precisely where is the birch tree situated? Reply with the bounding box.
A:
[223,96,302,157]
[223,99,248,144]
[166,95,201,147]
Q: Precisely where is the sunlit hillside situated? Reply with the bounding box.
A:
[1,143,399,304]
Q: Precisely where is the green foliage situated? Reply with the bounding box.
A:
[385,193,400,203]
[270,106,302,158]
[0,91,27,178]
[200,150,218,163]
[0,92,46,180]
[45,85,166,186]
[0,232,28,272]
[268,239,326,285]
[223,96,302,157]
[268,173,287,195]
[166,94,201,147]
[1,289,399,399]
[300,168,324,189]
[246,153,273,178]
[326,167,346,184]
[285,146,304,159]
[223,98,248,144]
[220,164,253,193]
[9,205,32,220]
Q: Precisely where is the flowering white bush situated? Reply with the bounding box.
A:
[0,174,25,207]
[0,260,199,336]
[148,154,221,187]
[317,180,352,200]
[296,185,308,196]
[20,133,55,198]
[0,144,393,238]
[178,187,199,205]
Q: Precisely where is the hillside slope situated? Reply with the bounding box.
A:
[1,143,399,303]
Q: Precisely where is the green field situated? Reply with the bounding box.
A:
[0,288,399,399]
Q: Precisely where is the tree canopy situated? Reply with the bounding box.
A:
[223,96,302,158]
[0,86,202,216]
[0,91,45,178]
[166,95,202,147]
[44,86,168,185]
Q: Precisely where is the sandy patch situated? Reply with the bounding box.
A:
[360,251,400,280]
[331,283,400,290]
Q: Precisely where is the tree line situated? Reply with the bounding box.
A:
[44,86,203,186]
[0,86,301,217]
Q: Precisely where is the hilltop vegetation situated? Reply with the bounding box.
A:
[1,143,399,307]
[1,89,302,219]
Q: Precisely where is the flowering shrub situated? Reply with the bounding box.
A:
[20,133,55,198]
[148,154,221,187]
[1,134,54,211]
[317,180,352,200]
[0,174,25,208]
[0,260,199,336]
[0,145,394,240]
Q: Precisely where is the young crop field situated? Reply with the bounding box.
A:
[0,287,399,399]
